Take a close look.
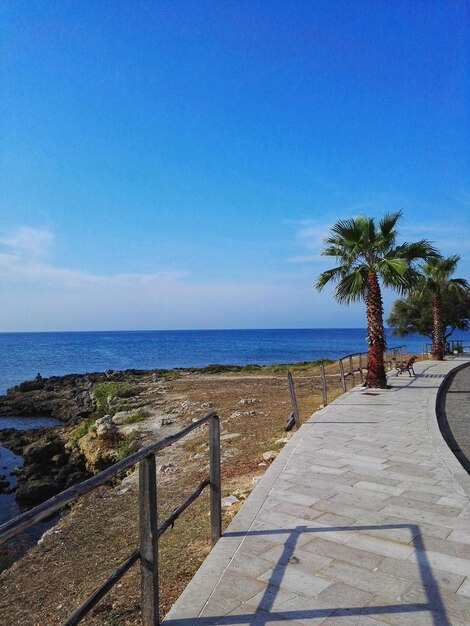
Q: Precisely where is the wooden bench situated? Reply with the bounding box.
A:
[396,356,416,377]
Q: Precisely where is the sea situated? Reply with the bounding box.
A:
[2,327,468,396]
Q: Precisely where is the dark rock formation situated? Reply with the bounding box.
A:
[0,369,152,424]
[0,428,90,510]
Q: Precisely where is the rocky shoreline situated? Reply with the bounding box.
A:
[0,427,90,509]
[0,369,157,515]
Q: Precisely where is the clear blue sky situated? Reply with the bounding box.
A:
[1,0,469,331]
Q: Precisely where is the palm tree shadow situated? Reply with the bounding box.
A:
[164,523,450,626]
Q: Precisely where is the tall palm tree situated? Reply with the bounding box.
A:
[315,212,437,388]
[417,256,469,360]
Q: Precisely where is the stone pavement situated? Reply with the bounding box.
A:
[163,356,470,626]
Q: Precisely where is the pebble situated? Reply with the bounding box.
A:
[221,495,239,507]
[262,450,278,462]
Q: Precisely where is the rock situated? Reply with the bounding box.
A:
[275,437,290,445]
[157,462,177,474]
[230,411,242,419]
[18,380,45,392]
[78,431,118,473]
[159,417,173,426]
[20,463,45,480]
[221,495,239,507]
[252,476,261,485]
[220,433,242,441]
[120,424,140,436]
[238,398,258,405]
[111,411,129,424]
[51,453,68,466]
[64,472,86,488]
[258,462,267,467]
[201,402,212,409]
[94,415,118,438]
[262,450,278,462]
[23,438,63,463]
[15,478,60,507]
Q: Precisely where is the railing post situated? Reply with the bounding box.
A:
[320,362,328,406]
[139,455,159,626]
[339,360,346,393]
[349,355,355,386]
[287,371,301,429]
[359,353,364,383]
[209,414,222,547]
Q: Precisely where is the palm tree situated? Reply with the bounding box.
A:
[315,212,437,388]
[417,256,469,360]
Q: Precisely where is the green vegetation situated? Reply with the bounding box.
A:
[69,417,95,444]
[123,409,150,424]
[93,381,138,416]
[388,289,470,342]
[182,359,334,375]
[115,432,139,461]
[316,211,437,388]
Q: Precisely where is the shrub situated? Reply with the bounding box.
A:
[115,432,139,461]
[123,410,150,424]
[93,382,138,416]
[69,417,94,445]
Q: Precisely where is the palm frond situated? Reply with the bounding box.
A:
[334,267,368,304]
[448,277,470,292]
[315,266,346,291]
[376,211,401,253]
[394,240,439,262]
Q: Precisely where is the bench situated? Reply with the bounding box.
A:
[396,356,416,377]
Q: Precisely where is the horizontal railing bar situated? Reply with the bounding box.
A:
[340,345,405,361]
[62,548,140,626]
[157,477,210,538]
[0,411,217,544]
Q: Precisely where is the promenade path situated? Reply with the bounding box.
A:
[164,356,470,626]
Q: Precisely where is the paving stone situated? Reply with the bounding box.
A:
[360,595,439,626]
[302,536,384,570]
[408,549,470,578]
[377,556,465,592]
[346,534,415,560]
[319,561,411,598]
[456,577,470,598]
[272,582,374,625]
[212,569,267,602]
[257,563,333,598]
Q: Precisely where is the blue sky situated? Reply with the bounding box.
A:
[1,0,469,331]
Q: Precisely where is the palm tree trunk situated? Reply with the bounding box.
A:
[432,292,445,360]
[365,272,387,388]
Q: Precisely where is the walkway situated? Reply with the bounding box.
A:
[163,356,470,626]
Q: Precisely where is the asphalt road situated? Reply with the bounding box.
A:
[439,362,470,475]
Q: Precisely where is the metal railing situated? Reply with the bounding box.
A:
[424,340,470,357]
[284,346,408,428]
[0,410,222,626]
[337,345,407,394]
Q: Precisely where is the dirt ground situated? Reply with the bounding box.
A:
[0,361,365,625]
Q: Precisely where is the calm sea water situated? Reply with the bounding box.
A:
[1,328,469,395]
